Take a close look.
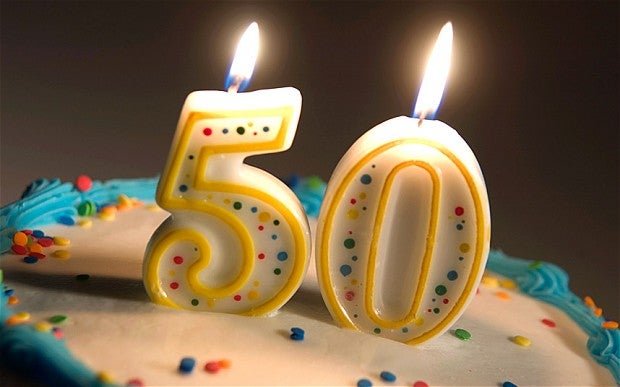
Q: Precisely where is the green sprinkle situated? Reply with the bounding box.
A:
[233,202,242,210]
[49,315,67,324]
[75,274,90,281]
[274,268,282,275]
[373,327,381,334]
[528,261,543,269]
[307,176,323,189]
[454,328,472,340]
[191,299,199,306]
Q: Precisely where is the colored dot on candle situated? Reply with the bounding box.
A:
[173,256,184,265]
[191,299,199,306]
[203,128,213,136]
[459,243,470,253]
[170,282,179,290]
[345,290,355,301]
[258,212,270,222]
[233,295,242,301]
[233,201,242,210]
[248,290,259,300]
[236,126,245,135]
[277,251,288,261]
[340,264,352,277]
[360,174,372,184]
[435,285,447,295]
[179,185,188,192]
[447,270,458,280]
[350,198,357,204]
[347,209,359,219]
[263,126,269,132]
[258,253,265,259]
[344,238,356,249]
[222,128,229,134]
[455,206,464,216]
[274,268,281,275]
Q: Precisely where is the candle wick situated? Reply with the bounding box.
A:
[227,75,244,93]
[417,111,427,127]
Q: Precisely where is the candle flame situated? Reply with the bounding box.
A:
[226,22,259,92]
[412,22,453,120]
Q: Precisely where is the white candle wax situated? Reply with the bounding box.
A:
[316,115,490,343]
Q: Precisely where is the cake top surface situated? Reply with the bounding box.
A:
[1,176,618,386]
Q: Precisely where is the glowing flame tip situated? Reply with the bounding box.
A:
[226,22,259,92]
[413,22,453,119]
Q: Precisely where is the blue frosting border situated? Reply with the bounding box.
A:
[1,177,618,385]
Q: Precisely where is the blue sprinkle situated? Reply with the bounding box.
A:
[290,327,305,340]
[57,215,75,226]
[251,207,258,213]
[32,229,45,238]
[178,357,196,373]
[502,382,518,387]
[277,251,288,261]
[340,264,352,277]
[179,184,188,193]
[23,256,38,264]
[4,288,15,296]
[380,370,396,382]
[357,378,372,387]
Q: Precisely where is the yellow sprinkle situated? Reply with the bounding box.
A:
[350,279,358,286]
[498,278,517,289]
[602,321,619,330]
[593,308,603,317]
[8,295,19,305]
[146,204,161,211]
[481,275,499,288]
[96,371,115,383]
[584,296,596,308]
[5,312,31,326]
[247,290,259,300]
[99,212,116,221]
[223,198,231,205]
[101,205,117,214]
[52,250,71,260]
[347,209,359,220]
[359,192,367,200]
[207,299,216,308]
[78,219,93,228]
[496,291,511,300]
[52,236,70,246]
[34,321,53,332]
[512,335,531,347]
[117,194,132,206]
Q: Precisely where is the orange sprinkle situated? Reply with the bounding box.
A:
[99,212,116,221]
[28,243,43,254]
[593,308,603,317]
[8,295,19,305]
[218,359,232,369]
[496,291,511,300]
[602,321,618,330]
[13,231,28,246]
[101,205,117,214]
[584,296,596,308]
[5,312,31,326]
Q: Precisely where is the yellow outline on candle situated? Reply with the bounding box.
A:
[365,160,440,328]
[318,138,487,344]
[145,106,308,316]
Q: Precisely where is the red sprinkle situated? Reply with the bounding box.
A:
[126,378,145,387]
[30,252,46,259]
[11,245,28,255]
[22,229,33,235]
[233,295,242,301]
[541,318,556,328]
[204,361,221,373]
[75,175,93,192]
[38,237,54,247]
[413,381,429,387]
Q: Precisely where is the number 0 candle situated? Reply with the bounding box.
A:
[144,22,311,316]
[316,23,491,343]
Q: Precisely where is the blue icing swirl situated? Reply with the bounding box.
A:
[487,250,619,384]
[0,271,115,386]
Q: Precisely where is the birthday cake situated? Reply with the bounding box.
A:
[0,176,618,386]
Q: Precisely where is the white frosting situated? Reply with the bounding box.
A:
[1,207,614,386]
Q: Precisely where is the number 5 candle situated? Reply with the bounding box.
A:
[316,23,491,343]
[144,22,311,316]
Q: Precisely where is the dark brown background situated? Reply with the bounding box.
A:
[1,2,618,320]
